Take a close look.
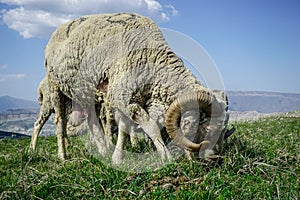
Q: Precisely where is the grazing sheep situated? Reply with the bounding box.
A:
[44,13,230,162]
[29,77,87,151]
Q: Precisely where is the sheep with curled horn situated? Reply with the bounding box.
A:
[43,12,233,162]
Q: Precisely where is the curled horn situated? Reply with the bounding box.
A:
[165,91,223,152]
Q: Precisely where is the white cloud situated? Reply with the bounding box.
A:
[2,7,73,38]
[0,0,178,39]
[0,73,26,82]
[164,4,178,16]
[0,64,8,69]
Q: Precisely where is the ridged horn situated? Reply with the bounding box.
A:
[165,91,223,152]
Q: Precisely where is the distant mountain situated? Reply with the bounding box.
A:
[0,95,39,113]
[227,91,300,113]
[0,96,50,136]
[1,92,300,114]
[1,91,300,135]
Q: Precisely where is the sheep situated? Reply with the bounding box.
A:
[44,13,230,162]
[29,77,88,152]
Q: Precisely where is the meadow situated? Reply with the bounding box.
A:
[0,115,299,199]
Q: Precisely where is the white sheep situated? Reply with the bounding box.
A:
[29,77,87,151]
[44,13,230,162]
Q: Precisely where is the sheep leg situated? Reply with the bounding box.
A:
[128,104,172,163]
[96,89,114,144]
[112,112,129,165]
[53,91,68,160]
[129,126,140,148]
[140,118,172,162]
[29,105,53,151]
[99,101,113,144]
[104,105,113,143]
[86,107,109,157]
[112,110,128,164]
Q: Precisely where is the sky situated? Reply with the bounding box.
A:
[0,0,299,101]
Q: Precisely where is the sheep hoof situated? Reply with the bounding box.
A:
[28,145,36,153]
[112,149,122,165]
[58,153,67,161]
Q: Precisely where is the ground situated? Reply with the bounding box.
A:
[0,114,299,199]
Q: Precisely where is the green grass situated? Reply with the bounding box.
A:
[0,115,299,199]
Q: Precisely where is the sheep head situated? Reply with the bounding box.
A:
[165,90,228,158]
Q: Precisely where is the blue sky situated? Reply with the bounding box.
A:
[0,0,299,101]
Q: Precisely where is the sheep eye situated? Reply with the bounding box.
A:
[184,120,190,125]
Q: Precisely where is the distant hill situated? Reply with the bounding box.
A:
[1,92,300,136]
[227,91,300,113]
[1,92,300,114]
[0,95,39,113]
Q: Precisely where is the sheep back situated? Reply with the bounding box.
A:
[45,13,168,105]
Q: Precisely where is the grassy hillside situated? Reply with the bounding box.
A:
[0,116,299,199]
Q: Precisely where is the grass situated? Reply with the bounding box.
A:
[0,115,299,199]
